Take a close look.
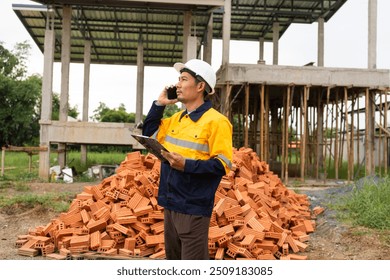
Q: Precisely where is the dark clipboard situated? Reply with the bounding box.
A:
[131,134,169,162]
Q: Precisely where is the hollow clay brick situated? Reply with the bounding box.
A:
[16,149,318,260]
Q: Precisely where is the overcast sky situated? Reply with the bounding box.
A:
[1,0,390,119]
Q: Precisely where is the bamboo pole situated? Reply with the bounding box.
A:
[278,107,282,165]
[316,104,318,177]
[284,86,291,183]
[270,106,278,163]
[365,88,371,175]
[338,92,345,170]
[323,87,331,180]
[376,123,390,135]
[300,86,308,181]
[289,85,295,178]
[350,90,355,180]
[28,153,32,173]
[335,90,339,179]
[328,100,334,172]
[265,86,270,162]
[281,92,286,180]
[371,91,375,173]
[295,100,299,177]
[1,148,5,177]
[238,102,242,148]
[260,84,265,160]
[252,92,257,150]
[309,106,312,175]
[356,90,360,177]
[344,87,351,181]
[311,105,315,172]
[379,91,383,176]
[385,90,388,175]
[299,88,303,180]
[244,83,250,147]
[316,88,324,180]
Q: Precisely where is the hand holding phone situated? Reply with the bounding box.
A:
[167,86,177,100]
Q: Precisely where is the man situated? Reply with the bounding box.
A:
[142,59,233,260]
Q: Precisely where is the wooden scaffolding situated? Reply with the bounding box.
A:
[213,82,390,183]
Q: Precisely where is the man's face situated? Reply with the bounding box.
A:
[176,72,204,104]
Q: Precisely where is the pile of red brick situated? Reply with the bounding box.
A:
[15,147,323,260]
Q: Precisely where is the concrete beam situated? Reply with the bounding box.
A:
[217,64,390,88]
[40,121,144,148]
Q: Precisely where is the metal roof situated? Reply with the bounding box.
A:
[13,0,348,66]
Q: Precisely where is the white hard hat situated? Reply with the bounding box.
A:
[173,59,216,95]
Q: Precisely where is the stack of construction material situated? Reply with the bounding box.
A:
[15,147,322,260]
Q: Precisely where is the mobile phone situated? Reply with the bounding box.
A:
[167,86,177,100]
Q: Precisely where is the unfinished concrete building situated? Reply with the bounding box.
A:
[13,0,390,182]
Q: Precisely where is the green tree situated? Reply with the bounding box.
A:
[163,104,180,118]
[92,102,180,124]
[0,42,41,146]
[0,73,42,146]
[0,41,30,80]
[51,93,79,120]
[92,103,136,123]
[0,41,79,147]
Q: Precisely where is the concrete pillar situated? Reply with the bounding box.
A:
[183,11,192,62]
[203,14,213,64]
[82,40,91,122]
[368,0,377,69]
[186,36,198,61]
[272,22,279,65]
[222,0,231,65]
[258,37,265,64]
[39,10,55,180]
[317,17,325,67]
[81,39,91,165]
[135,40,144,125]
[41,18,54,122]
[58,5,72,169]
[59,5,71,122]
[181,10,197,61]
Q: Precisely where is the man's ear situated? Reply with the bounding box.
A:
[197,81,206,93]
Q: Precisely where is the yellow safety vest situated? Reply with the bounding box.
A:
[153,107,232,174]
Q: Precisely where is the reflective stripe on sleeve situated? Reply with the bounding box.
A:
[216,154,232,170]
[151,130,159,140]
[165,135,209,153]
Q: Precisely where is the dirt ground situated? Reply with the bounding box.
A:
[0,180,389,260]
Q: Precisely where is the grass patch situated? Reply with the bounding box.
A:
[0,192,74,213]
[0,150,128,181]
[334,176,390,230]
[66,151,127,173]
[0,150,129,213]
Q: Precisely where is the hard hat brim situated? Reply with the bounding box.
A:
[173,62,186,73]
